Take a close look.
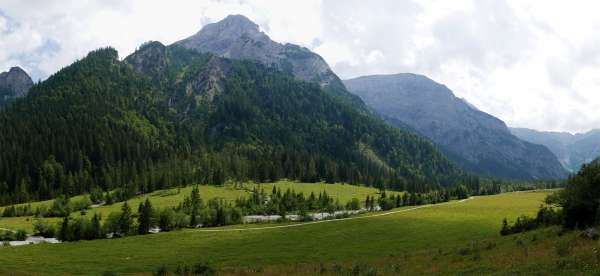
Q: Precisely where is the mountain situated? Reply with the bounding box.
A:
[344,73,567,180]
[0,41,466,204]
[0,66,33,107]
[510,128,600,172]
[174,14,365,110]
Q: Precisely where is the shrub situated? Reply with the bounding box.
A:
[15,229,27,241]
[193,261,215,275]
[33,218,56,238]
[556,239,575,257]
[153,265,168,276]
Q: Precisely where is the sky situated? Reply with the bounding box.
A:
[1,0,599,133]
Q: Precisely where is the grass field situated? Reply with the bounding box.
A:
[0,181,395,233]
[0,190,577,275]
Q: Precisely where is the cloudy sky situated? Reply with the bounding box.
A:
[1,0,599,133]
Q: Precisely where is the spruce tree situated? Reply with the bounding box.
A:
[118,201,133,236]
[58,216,71,241]
[138,198,154,234]
[89,213,102,239]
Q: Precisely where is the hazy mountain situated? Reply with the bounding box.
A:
[0,66,33,108]
[510,128,600,172]
[174,14,365,110]
[344,73,567,180]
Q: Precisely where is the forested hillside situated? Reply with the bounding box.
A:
[0,45,467,205]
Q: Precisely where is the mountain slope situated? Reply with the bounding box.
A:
[510,128,600,171]
[344,73,567,180]
[0,44,466,205]
[174,14,365,110]
[0,67,33,108]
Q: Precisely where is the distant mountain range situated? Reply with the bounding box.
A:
[510,128,600,172]
[0,66,32,108]
[344,73,568,180]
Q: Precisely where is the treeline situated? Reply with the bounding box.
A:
[34,186,246,242]
[500,206,562,235]
[234,187,343,216]
[500,158,598,235]
[23,180,503,243]
[1,195,92,218]
[0,45,469,206]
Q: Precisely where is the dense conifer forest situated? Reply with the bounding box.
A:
[0,45,469,205]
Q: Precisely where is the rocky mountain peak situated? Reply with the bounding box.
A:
[173,14,339,87]
[0,66,33,107]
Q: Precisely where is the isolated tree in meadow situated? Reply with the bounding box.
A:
[365,196,371,211]
[88,213,102,239]
[58,216,71,241]
[159,208,176,231]
[138,198,154,234]
[118,201,133,236]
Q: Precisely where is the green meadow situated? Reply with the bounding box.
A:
[0,181,397,233]
[0,189,569,275]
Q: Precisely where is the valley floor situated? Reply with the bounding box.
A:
[1,189,588,275]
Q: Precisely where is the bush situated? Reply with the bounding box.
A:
[159,208,176,232]
[153,264,168,276]
[33,218,56,238]
[15,229,27,241]
[0,230,15,241]
[556,239,575,257]
[193,261,215,275]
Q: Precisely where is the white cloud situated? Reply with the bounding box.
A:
[0,0,599,133]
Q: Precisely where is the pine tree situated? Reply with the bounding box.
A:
[118,201,133,236]
[58,216,71,241]
[138,198,154,234]
[89,213,102,239]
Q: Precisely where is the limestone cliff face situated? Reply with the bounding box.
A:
[174,15,336,86]
[345,73,568,180]
[0,66,33,107]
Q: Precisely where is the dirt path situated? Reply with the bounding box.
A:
[194,197,475,232]
[0,197,475,234]
[0,227,16,233]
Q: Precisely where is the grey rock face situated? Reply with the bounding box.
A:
[0,66,33,107]
[174,15,337,86]
[344,73,567,180]
[511,128,600,172]
[173,15,367,111]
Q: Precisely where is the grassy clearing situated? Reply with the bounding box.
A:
[0,190,556,275]
[0,181,391,233]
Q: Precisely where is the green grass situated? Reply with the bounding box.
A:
[0,181,391,233]
[0,190,557,275]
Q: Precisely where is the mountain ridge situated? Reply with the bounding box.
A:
[173,14,366,110]
[510,127,600,171]
[344,73,567,180]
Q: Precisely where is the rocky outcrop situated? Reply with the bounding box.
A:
[0,66,33,107]
[344,73,568,180]
[174,15,337,86]
[173,15,366,110]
